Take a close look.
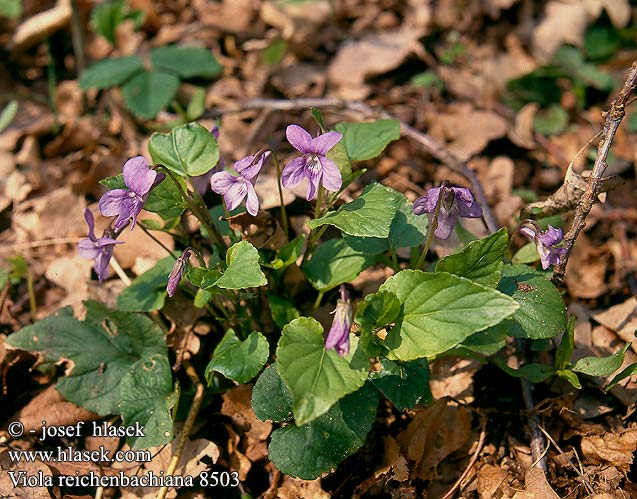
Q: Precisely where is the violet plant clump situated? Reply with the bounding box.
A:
[10,114,629,483]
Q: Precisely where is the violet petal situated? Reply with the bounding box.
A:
[286,124,313,153]
[311,131,342,156]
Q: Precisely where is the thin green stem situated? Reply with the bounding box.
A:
[314,185,325,220]
[140,225,178,259]
[390,247,399,272]
[415,194,444,270]
[313,291,325,310]
[26,269,36,321]
[69,0,85,75]
[159,167,226,251]
[271,151,289,238]
[187,247,207,268]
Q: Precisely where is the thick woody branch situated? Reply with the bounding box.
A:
[552,61,637,284]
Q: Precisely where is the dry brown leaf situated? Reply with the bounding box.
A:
[438,34,536,106]
[581,424,637,470]
[328,27,424,96]
[477,464,509,499]
[272,63,326,98]
[427,104,508,161]
[226,210,287,250]
[485,156,514,202]
[1,170,32,212]
[373,436,409,483]
[512,467,561,498]
[0,101,55,152]
[116,430,219,499]
[396,399,472,480]
[10,385,99,433]
[254,174,296,210]
[276,476,330,499]
[565,234,609,299]
[112,212,174,270]
[531,0,630,63]
[10,0,71,53]
[221,384,272,441]
[429,356,480,403]
[45,255,93,310]
[195,0,256,33]
[12,187,87,243]
[0,458,53,498]
[508,103,538,149]
[592,298,637,352]
[55,80,83,121]
[260,0,332,43]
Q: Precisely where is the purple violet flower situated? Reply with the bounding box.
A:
[210,151,270,216]
[520,223,567,270]
[99,156,165,231]
[191,126,224,195]
[325,285,352,356]
[167,249,192,297]
[77,208,123,282]
[413,185,483,239]
[282,124,343,201]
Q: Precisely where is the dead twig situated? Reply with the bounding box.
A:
[207,98,499,233]
[553,61,637,284]
[440,416,488,499]
[520,375,547,474]
[537,424,595,495]
[155,360,204,499]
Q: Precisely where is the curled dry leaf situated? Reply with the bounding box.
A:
[396,399,472,480]
[565,234,609,299]
[9,0,71,53]
[226,210,287,250]
[11,386,100,433]
[11,187,87,243]
[0,457,53,499]
[477,464,509,499]
[45,255,93,310]
[427,103,508,162]
[254,174,296,210]
[532,0,630,63]
[593,298,637,353]
[511,467,560,499]
[373,436,409,483]
[328,27,424,97]
[195,0,256,34]
[114,426,220,499]
[430,356,480,404]
[276,476,330,499]
[581,423,637,470]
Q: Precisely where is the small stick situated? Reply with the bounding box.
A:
[520,375,547,473]
[553,61,637,284]
[0,237,81,253]
[440,416,488,499]
[206,98,499,233]
[69,0,85,75]
[155,360,204,499]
